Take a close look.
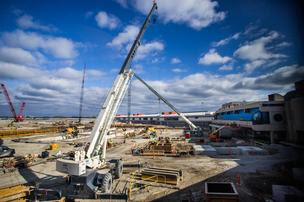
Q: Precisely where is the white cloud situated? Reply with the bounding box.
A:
[0,61,43,80]
[133,0,225,30]
[234,31,287,73]
[0,46,37,66]
[171,57,181,64]
[234,31,284,61]
[107,25,139,48]
[2,59,302,116]
[198,49,231,65]
[233,65,304,90]
[116,0,128,8]
[1,30,78,59]
[87,69,105,78]
[55,67,105,80]
[213,32,240,47]
[133,64,144,74]
[0,61,107,116]
[55,67,82,79]
[276,42,291,48]
[219,64,233,71]
[17,14,57,32]
[151,57,164,63]
[135,41,164,60]
[107,25,164,60]
[0,62,104,82]
[130,65,303,113]
[95,11,119,29]
[172,68,186,73]
[244,60,266,73]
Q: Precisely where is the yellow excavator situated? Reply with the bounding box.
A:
[65,126,79,138]
[147,127,157,139]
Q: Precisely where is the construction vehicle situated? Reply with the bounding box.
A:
[132,137,194,157]
[134,74,203,138]
[56,2,158,199]
[208,124,236,142]
[65,126,79,138]
[143,127,157,139]
[0,145,15,158]
[1,83,26,124]
[208,125,227,142]
[147,127,157,139]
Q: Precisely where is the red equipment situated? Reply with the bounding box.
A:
[0,83,26,122]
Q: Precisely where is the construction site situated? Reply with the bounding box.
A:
[1,1,304,202]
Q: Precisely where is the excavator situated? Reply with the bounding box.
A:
[56,2,158,199]
[208,125,227,142]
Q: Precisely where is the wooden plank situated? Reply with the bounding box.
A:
[0,185,29,201]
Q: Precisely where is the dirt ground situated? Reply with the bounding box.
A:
[0,122,303,201]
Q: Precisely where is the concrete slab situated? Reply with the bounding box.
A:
[193,145,204,155]
[237,146,267,155]
[272,185,304,202]
[193,145,217,156]
[215,147,241,155]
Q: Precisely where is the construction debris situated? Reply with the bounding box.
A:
[0,127,65,139]
[132,137,193,156]
[0,119,302,201]
[0,154,36,173]
[140,167,183,186]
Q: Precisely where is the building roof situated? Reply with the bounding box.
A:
[116,111,214,118]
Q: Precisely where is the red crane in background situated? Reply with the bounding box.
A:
[0,83,26,122]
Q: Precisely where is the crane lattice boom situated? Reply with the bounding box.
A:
[0,83,25,122]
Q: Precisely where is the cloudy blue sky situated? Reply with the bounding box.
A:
[0,0,303,117]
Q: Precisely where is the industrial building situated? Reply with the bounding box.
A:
[116,111,214,128]
[212,80,304,145]
[284,80,304,145]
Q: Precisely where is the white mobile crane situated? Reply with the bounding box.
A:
[56,2,158,199]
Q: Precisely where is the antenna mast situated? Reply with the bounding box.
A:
[78,64,86,123]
